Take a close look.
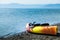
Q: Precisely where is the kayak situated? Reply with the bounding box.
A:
[26,23,58,35]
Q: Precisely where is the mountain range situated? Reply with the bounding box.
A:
[0,3,60,8]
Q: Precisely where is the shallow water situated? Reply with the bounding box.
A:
[0,8,60,36]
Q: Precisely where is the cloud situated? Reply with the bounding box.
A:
[0,0,60,4]
[18,0,60,4]
[0,0,14,4]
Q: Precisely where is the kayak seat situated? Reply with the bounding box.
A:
[40,23,49,26]
[34,23,49,26]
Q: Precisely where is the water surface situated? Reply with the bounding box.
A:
[0,8,60,36]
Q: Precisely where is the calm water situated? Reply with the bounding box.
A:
[0,8,60,37]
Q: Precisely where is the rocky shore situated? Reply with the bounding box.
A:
[0,23,60,40]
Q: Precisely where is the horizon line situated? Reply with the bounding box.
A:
[0,3,60,5]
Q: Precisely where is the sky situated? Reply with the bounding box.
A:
[0,0,60,4]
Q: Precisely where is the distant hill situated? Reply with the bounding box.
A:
[44,4,60,8]
[45,4,60,7]
[0,3,60,8]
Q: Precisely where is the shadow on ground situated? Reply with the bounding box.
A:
[28,32,60,37]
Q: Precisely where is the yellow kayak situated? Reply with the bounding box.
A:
[26,23,58,35]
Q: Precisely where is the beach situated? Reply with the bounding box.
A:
[0,23,60,40]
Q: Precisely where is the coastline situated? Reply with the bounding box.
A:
[0,23,60,40]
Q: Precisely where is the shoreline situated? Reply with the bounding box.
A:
[0,23,60,40]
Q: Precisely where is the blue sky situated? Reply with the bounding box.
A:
[0,0,60,4]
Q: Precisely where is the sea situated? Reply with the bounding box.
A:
[0,8,60,37]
